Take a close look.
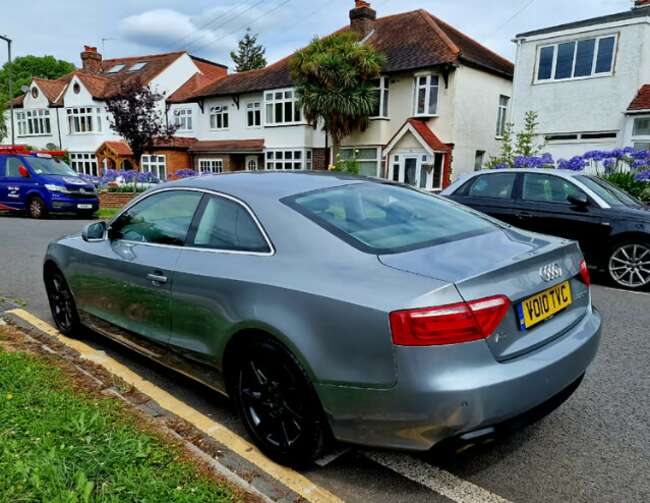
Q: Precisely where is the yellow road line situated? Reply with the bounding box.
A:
[6,308,343,503]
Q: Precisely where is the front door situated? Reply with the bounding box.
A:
[391,154,444,191]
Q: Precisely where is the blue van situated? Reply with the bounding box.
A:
[0,147,99,219]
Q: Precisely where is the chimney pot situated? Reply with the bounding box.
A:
[350,1,376,38]
[81,45,102,74]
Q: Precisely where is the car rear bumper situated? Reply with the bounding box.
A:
[315,306,602,451]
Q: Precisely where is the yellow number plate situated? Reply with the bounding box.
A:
[517,281,572,330]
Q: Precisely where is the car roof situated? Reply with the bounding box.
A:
[159,171,375,200]
[465,168,584,178]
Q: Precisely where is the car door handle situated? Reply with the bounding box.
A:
[146,272,168,285]
[517,211,533,218]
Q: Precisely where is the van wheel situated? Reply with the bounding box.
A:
[232,338,328,468]
[28,196,47,219]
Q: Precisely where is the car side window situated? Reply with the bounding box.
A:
[467,173,516,199]
[110,190,203,246]
[5,158,22,178]
[189,195,270,253]
[522,174,585,204]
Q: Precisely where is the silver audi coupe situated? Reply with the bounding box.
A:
[44,172,602,466]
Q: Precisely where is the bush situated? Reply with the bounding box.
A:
[603,172,650,202]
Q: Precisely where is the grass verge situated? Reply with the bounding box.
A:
[0,328,238,503]
[96,208,120,219]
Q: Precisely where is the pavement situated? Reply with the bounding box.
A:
[1,212,649,503]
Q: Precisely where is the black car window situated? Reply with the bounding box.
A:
[522,173,585,204]
[111,190,202,246]
[466,173,516,199]
[5,158,22,178]
[577,175,644,208]
[190,195,270,253]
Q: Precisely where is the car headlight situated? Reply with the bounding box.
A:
[44,184,70,194]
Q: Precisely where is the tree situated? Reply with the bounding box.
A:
[230,29,267,72]
[0,101,8,143]
[104,78,177,169]
[0,55,75,104]
[290,32,385,160]
[486,111,546,169]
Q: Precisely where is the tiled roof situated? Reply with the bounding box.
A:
[189,139,265,153]
[628,85,650,111]
[99,137,198,157]
[407,118,451,152]
[6,94,24,108]
[33,77,67,104]
[182,9,513,101]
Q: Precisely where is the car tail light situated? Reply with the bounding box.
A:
[578,259,591,286]
[389,295,511,346]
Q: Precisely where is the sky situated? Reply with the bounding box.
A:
[0,0,634,71]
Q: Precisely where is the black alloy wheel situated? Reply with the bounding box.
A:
[233,338,327,467]
[45,270,81,336]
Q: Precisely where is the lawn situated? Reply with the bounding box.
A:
[0,329,238,502]
[96,207,120,219]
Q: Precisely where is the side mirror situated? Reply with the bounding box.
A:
[18,165,30,178]
[567,193,589,208]
[82,221,107,242]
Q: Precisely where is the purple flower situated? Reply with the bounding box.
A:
[122,170,138,183]
[635,170,650,182]
[632,159,649,170]
[513,155,555,169]
[558,156,586,171]
[493,163,509,170]
[583,150,607,161]
[630,149,649,160]
[175,169,198,179]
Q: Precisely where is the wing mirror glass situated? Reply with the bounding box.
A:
[82,221,107,242]
[567,193,589,207]
[18,165,30,178]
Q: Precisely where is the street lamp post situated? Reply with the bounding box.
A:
[0,35,14,145]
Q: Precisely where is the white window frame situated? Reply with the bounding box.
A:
[370,77,389,119]
[265,148,311,170]
[247,102,261,128]
[413,74,439,117]
[496,95,510,138]
[388,152,445,191]
[209,105,229,130]
[339,147,381,177]
[632,116,650,150]
[247,158,258,171]
[66,107,102,134]
[16,109,51,137]
[69,152,98,176]
[264,88,302,126]
[141,154,166,180]
[174,108,193,131]
[198,158,224,173]
[534,34,618,84]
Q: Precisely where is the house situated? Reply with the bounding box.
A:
[3,46,227,177]
[511,0,650,160]
[168,1,514,189]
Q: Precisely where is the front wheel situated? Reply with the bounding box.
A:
[232,338,328,468]
[28,196,47,219]
[607,242,650,291]
[44,270,82,337]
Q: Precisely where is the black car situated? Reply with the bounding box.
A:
[442,169,650,290]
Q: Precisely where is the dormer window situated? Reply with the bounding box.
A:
[536,35,617,82]
[31,87,39,99]
[413,74,439,117]
[128,62,148,72]
[106,64,125,74]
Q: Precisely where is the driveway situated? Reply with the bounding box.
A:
[1,213,649,503]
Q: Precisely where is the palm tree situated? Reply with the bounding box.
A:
[290,32,385,162]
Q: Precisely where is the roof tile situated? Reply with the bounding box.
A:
[628,85,650,111]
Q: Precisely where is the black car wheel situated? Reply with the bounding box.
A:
[607,242,650,290]
[28,196,47,219]
[45,270,82,337]
[233,338,328,467]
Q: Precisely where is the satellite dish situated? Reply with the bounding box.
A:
[46,143,58,150]
[21,85,30,93]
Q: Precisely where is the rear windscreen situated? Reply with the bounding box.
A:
[284,182,497,254]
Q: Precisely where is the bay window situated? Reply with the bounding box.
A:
[198,159,224,173]
[264,89,302,125]
[414,74,439,116]
[67,107,102,134]
[174,108,193,131]
[265,149,311,170]
[371,77,389,118]
[339,147,381,177]
[209,105,229,129]
[141,155,166,180]
[536,35,616,82]
[247,102,261,127]
[16,109,51,136]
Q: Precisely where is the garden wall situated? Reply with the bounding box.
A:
[99,192,137,209]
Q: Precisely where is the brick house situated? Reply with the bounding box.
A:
[168,1,514,189]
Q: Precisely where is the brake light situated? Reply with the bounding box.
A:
[390,295,511,346]
[579,259,591,286]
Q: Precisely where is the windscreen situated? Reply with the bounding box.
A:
[285,182,497,254]
[577,175,644,208]
[26,157,77,177]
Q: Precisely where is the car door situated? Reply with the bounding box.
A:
[72,189,204,352]
[0,156,30,210]
[514,172,610,263]
[449,172,520,225]
[168,192,273,376]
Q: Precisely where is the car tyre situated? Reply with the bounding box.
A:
[44,269,83,337]
[607,240,650,291]
[28,196,47,219]
[232,337,328,468]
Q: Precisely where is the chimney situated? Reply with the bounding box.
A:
[81,46,102,74]
[350,0,376,38]
[634,0,650,8]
